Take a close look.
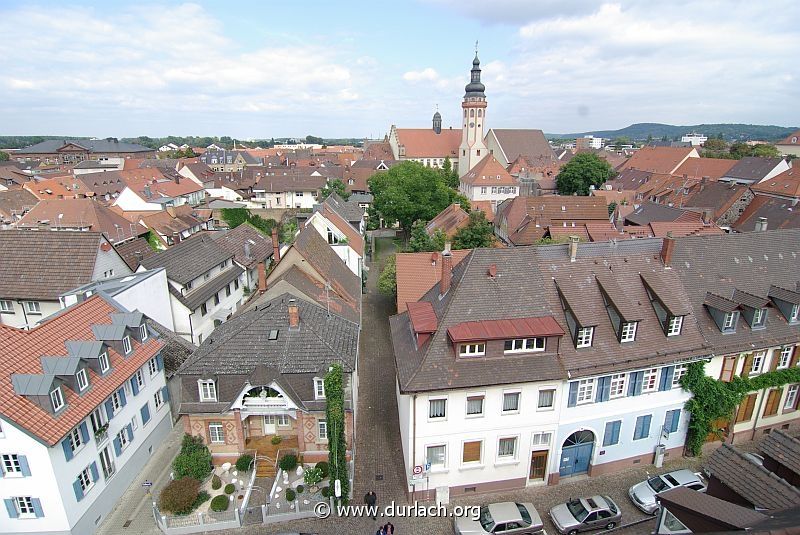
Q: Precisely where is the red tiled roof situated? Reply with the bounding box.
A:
[471,200,495,222]
[672,157,736,180]
[426,203,470,238]
[0,296,163,445]
[395,249,471,313]
[460,154,519,186]
[395,129,461,158]
[648,221,724,237]
[321,204,364,256]
[751,167,800,199]
[447,316,565,343]
[407,301,437,333]
[777,130,800,146]
[621,147,697,174]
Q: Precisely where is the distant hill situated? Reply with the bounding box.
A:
[547,123,798,142]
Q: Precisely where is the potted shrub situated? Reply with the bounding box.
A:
[303,466,323,493]
[224,483,235,495]
[158,477,200,515]
[270,435,282,446]
[210,495,229,512]
[235,454,254,472]
[321,486,330,498]
[296,485,305,495]
[278,453,298,472]
[211,475,222,490]
[315,461,329,479]
[285,488,296,502]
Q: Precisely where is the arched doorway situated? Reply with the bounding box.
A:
[559,430,595,477]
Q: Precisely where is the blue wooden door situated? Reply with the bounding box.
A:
[559,431,595,477]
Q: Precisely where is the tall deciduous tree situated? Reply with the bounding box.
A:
[378,255,397,297]
[555,153,616,195]
[321,179,350,200]
[440,156,460,189]
[453,211,493,249]
[0,151,9,161]
[369,161,467,236]
[408,220,447,252]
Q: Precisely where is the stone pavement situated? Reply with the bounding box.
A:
[95,419,183,535]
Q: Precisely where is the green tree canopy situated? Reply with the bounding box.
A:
[440,156,460,189]
[408,220,447,252]
[306,135,324,145]
[219,208,277,236]
[321,179,350,200]
[452,211,493,249]
[0,151,9,162]
[377,255,397,297]
[702,138,726,151]
[555,153,616,195]
[369,161,467,234]
[750,144,780,158]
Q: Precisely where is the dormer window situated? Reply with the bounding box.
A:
[723,312,737,332]
[459,343,485,357]
[667,316,683,336]
[76,369,89,392]
[122,336,132,355]
[620,322,637,342]
[99,352,110,373]
[503,338,545,353]
[314,378,326,399]
[791,304,799,323]
[576,327,593,348]
[198,380,217,402]
[139,324,148,341]
[50,386,65,412]
[751,308,767,328]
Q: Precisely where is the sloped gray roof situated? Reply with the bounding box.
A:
[760,429,800,477]
[168,265,243,311]
[40,356,82,375]
[65,340,105,359]
[146,319,196,377]
[92,324,127,341]
[140,234,233,285]
[724,157,784,182]
[11,374,55,396]
[18,139,153,154]
[323,193,364,224]
[111,311,144,327]
[214,222,273,270]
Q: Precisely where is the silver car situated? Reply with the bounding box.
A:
[549,495,622,534]
[455,502,544,535]
[628,469,707,514]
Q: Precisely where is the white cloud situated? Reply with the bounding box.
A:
[403,68,440,82]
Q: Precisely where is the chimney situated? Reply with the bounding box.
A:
[701,175,709,185]
[258,261,267,294]
[244,241,252,260]
[172,232,181,244]
[660,234,675,266]
[288,299,299,329]
[756,217,768,232]
[134,251,144,263]
[701,209,713,225]
[144,184,152,199]
[271,227,280,262]
[440,242,452,297]
[568,235,579,262]
[166,205,176,218]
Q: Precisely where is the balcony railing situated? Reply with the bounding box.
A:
[242,396,287,409]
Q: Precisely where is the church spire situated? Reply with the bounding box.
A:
[464,45,486,99]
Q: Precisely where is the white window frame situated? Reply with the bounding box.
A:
[791,304,799,323]
[778,346,793,369]
[723,312,736,330]
[576,327,594,348]
[76,368,89,392]
[428,397,447,420]
[99,352,110,373]
[752,308,766,327]
[99,446,115,479]
[502,391,521,414]
[576,378,595,404]
[785,385,799,410]
[147,357,158,377]
[609,373,627,398]
[497,436,518,460]
[139,324,148,341]
[77,465,94,494]
[116,428,129,451]
[122,336,132,355]
[111,391,122,413]
[68,426,84,453]
[620,321,637,342]
[50,387,65,412]
[465,394,484,417]
[0,300,12,312]
[537,389,555,410]
[672,364,688,388]
[425,444,447,470]
[750,351,766,375]
[134,370,144,389]
[459,343,485,357]
[314,378,325,399]
[154,389,165,410]
[667,316,683,336]
[198,380,217,402]
[209,423,224,443]
[25,301,41,314]
[531,431,552,447]
[642,368,659,393]
[317,420,327,441]
[14,496,35,518]
[1,454,21,476]
[504,338,545,353]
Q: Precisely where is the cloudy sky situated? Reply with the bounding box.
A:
[1,0,797,139]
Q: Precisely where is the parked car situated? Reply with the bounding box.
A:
[628,469,707,514]
[455,502,544,535]
[549,495,622,534]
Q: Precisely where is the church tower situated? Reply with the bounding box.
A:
[458,50,488,177]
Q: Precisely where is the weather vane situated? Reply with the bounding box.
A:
[475,40,479,54]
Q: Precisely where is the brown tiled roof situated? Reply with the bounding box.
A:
[447,316,564,343]
[113,237,156,270]
[769,284,800,305]
[0,230,118,300]
[640,272,692,316]
[394,129,460,158]
[291,226,361,309]
[732,289,770,309]
[548,225,591,242]
[625,202,703,226]
[255,173,326,192]
[777,130,800,146]
[214,222,273,270]
[140,208,203,237]
[23,177,82,200]
[140,233,233,285]
[656,487,767,531]
[321,204,364,256]
[0,188,37,221]
[499,196,610,246]
[362,141,394,160]
[733,195,800,232]
[426,203,470,238]
[705,443,800,511]
[672,230,800,355]
[395,249,470,313]
[17,198,148,243]
[0,166,32,187]
[602,168,655,191]
[761,430,800,476]
[681,181,749,220]
[751,167,800,199]
[470,200,495,222]
[672,157,736,180]
[407,301,437,333]
[621,147,696,174]
[0,296,163,445]
[596,274,642,321]
[488,129,557,163]
[460,154,519,186]
[704,292,741,313]
[647,221,724,238]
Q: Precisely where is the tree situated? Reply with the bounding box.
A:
[369,161,465,237]
[220,208,276,235]
[453,211,493,249]
[280,220,298,244]
[703,138,726,151]
[0,151,9,161]
[751,144,780,158]
[377,255,397,297]
[608,201,617,216]
[729,142,751,159]
[555,153,616,195]
[321,179,350,200]
[408,220,446,252]
[440,156,460,189]
[306,135,324,145]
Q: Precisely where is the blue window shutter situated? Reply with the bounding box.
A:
[603,421,615,446]
[156,354,164,372]
[633,416,642,439]
[113,436,122,457]
[596,376,611,402]
[126,423,134,443]
[105,399,115,420]
[612,421,621,444]
[62,438,74,462]
[18,455,30,477]
[161,385,170,402]
[73,479,84,501]
[5,498,18,518]
[31,498,43,518]
[666,410,680,433]
[659,366,675,391]
[632,372,644,396]
[643,414,652,438]
[141,403,151,424]
[79,422,89,444]
[90,461,99,482]
[567,381,578,407]
[130,377,139,396]
[118,388,127,407]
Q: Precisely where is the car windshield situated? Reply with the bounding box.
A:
[648,476,669,493]
[478,506,495,532]
[567,499,589,522]
[604,497,618,514]
[515,503,532,526]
